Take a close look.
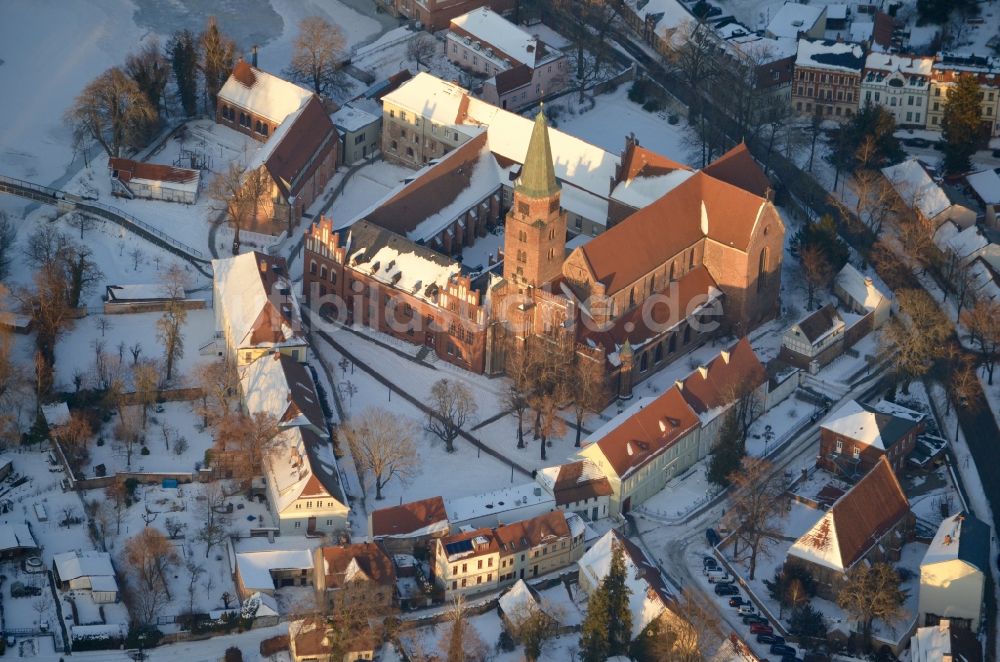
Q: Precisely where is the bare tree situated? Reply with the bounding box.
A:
[65,67,157,158]
[799,245,833,310]
[185,560,205,615]
[648,588,723,662]
[125,527,180,600]
[725,457,787,580]
[194,360,239,426]
[552,0,621,103]
[425,378,477,453]
[344,407,419,500]
[200,17,236,113]
[17,261,74,397]
[505,599,561,662]
[51,412,93,472]
[285,16,347,97]
[406,34,438,71]
[502,339,532,449]
[851,169,899,236]
[113,405,143,468]
[133,360,160,429]
[157,265,190,382]
[214,412,281,486]
[0,212,17,281]
[963,298,1000,384]
[105,478,128,535]
[568,354,608,447]
[881,289,952,393]
[125,38,170,117]
[440,595,489,662]
[208,162,271,253]
[837,562,905,651]
[198,481,230,558]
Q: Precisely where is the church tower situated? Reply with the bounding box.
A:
[502,109,567,289]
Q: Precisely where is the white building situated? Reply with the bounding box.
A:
[212,251,308,366]
[535,460,613,522]
[882,159,976,231]
[834,263,891,328]
[52,551,118,603]
[444,483,555,530]
[919,511,990,633]
[966,168,1000,228]
[861,53,934,127]
[108,157,201,203]
[765,2,827,40]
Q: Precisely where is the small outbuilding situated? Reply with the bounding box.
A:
[52,550,118,603]
[108,157,200,203]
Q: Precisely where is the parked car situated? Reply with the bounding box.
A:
[770,644,796,656]
[750,623,773,635]
[703,555,718,568]
[756,633,783,645]
[780,656,803,662]
[707,570,732,583]
[737,604,756,616]
[743,614,768,625]
[714,583,738,596]
[728,596,748,607]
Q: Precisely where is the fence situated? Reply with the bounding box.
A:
[103,299,206,315]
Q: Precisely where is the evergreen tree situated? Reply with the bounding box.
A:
[942,74,985,175]
[791,214,850,273]
[168,30,199,117]
[604,541,633,655]
[917,0,979,25]
[707,410,743,487]
[829,103,904,174]
[200,17,236,114]
[579,584,610,662]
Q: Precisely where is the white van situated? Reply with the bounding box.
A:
[707,570,732,583]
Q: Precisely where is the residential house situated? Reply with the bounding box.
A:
[434,510,585,599]
[52,551,118,603]
[107,157,200,203]
[765,3,827,40]
[0,523,38,559]
[446,8,568,111]
[619,0,694,57]
[314,543,397,610]
[289,617,377,662]
[535,460,613,522]
[779,304,846,370]
[927,54,1000,137]
[233,538,316,599]
[965,168,1000,228]
[216,62,338,233]
[785,457,912,599]
[578,530,675,639]
[212,251,308,366]
[331,103,381,166]
[445,483,555,530]
[369,496,450,555]
[792,39,864,119]
[578,386,700,515]
[912,620,983,662]
[240,351,328,438]
[497,579,554,627]
[861,53,934,127]
[834,263,891,329]
[387,0,515,32]
[882,159,976,231]
[819,399,924,478]
[919,511,991,633]
[675,337,768,456]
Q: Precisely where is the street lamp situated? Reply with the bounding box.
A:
[763,424,774,456]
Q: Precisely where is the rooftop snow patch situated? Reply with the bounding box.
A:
[865,53,934,76]
[331,103,380,133]
[835,263,887,312]
[218,63,313,125]
[967,169,1000,204]
[451,7,540,67]
[796,39,864,72]
[445,482,555,527]
[882,159,951,220]
[767,2,825,39]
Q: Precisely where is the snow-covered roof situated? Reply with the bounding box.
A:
[578,531,669,638]
[451,7,539,67]
[865,53,934,76]
[331,103,380,134]
[911,622,951,662]
[212,252,306,352]
[796,39,864,72]
[821,399,919,451]
[835,263,888,312]
[71,624,126,640]
[445,482,555,526]
[623,0,692,42]
[106,283,176,302]
[933,221,987,259]
[498,579,540,616]
[0,523,36,552]
[610,169,694,210]
[53,551,115,581]
[240,352,326,434]
[882,159,951,220]
[41,402,70,427]
[235,546,315,591]
[921,511,990,573]
[767,2,825,39]
[265,427,344,513]
[967,169,1000,204]
[89,575,118,592]
[218,63,313,125]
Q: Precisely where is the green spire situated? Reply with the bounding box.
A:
[516,108,559,199]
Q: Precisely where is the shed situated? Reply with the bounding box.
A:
[52,550,119,603]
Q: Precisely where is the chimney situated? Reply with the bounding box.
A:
[943,534,953,545]
[252,44,258,68]
[259,259,268,273]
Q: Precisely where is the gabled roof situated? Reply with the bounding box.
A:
[677,337,767,417]
[579,171,767,295]
[586,386,699,479]
[835,263,888,312]
[788,457,909,572]
[882,159,951,220]
[700,144,770,198]
[494,511,572,553]
[265,427,345,512]
[262,96,337,200]
[451,7,540,67]
[821,399,921,451]
[922,511,991,574]
[218,62,313,124]
[53,551,115,581]
[536,460,613,506]
[371,496,449,538]
[793,303,844,344]
[240,352,327,435]
[0,523,37,553]
[212,252,305,351]
[320,543,396,589]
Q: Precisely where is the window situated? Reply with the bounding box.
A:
[354,133,366,145]
[390,140,398,150]
[462,563,467,572]
[518,202,529,215]
[683,325,692,345]
[461,578,467,587]
[294,521,301,528]
[835,439,843,453]
[389,109,395,118]
[547,247,554,260]
[310,261,317,275]
[406,147,414,157]
[452,581,457,590]
[852,446,860,459]
[519,230,527,242]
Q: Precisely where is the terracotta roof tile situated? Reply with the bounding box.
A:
[829,457,909,568]
[677,337,766,415]
[618,142,691,182]
[320,542,396,588]
[108,157,199,185]
[591,386,700,478]
[549,461,613,506]
[494,511,570,552]
[265,96,337,199]
[371,496,449,538]
[701,143,771,198]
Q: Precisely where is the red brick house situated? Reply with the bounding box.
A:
[369,496,450,555]
[819,399,925,479]
[389,0,515,32]
[314,542,397,611]
[786,457,913,599]
[216,62,338,234]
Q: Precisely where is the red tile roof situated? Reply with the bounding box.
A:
[618,141,690,182]
[265,96,337,199]
[494,511,571,553]
[320,542,396,589]
[591,386,700,479]
[549,461,613,506]
[677,337,767,415]
[832,457,909,568]
[371,496,449,538]
[700,143,771,198]
[108,157,199,185]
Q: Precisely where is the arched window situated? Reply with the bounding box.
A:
[639,353,648,372]
[320,265,327,280]
[683,324,692,345]
[669,261,675,281]
[330,269,337,284]
[757,247,769,292]
[668,334,677,353]
[629,288,636,307]
[310,261,317,275]
[654,343,663,364]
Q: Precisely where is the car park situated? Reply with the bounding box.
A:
[707,570,732,583]
[770,644,796,656]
